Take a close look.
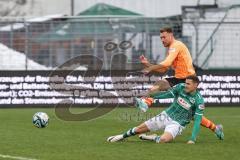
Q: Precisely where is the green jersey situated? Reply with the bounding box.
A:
[150,83,205,141]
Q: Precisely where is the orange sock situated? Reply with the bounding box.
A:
[201,116,216,132]
[142,97,154,106]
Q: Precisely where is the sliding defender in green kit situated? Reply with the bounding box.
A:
[107,76,217,144]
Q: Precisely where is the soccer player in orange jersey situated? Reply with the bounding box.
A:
[137,27,224,140]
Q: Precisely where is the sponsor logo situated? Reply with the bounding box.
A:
[189,98,195,104]
[177,97,191,110]
[198,104,205,110]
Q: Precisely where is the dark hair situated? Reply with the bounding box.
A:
[186,75,200,84]
[160,27,173,33]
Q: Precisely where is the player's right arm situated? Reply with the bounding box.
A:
[159,47,179,68]
[149,83,184,99]
[141,45,179,74]
[140,55,168,73]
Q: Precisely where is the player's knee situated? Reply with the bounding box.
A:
[135,123,149,134]
[134,127,141,134]
[150,85,158,91]
[156,80,171,91]
[148,85,159,95]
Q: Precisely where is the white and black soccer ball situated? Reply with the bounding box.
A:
[32,112,49,128]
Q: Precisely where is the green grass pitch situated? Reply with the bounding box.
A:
[0,107,239,160]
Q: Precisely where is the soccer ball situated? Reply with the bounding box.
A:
[32,112,49,128]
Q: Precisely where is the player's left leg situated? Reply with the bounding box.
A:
[201,116,224,140]
[148,79,171,95]
[137,77,183,111]
[135,78,164,111]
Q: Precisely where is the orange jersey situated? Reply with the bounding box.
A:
[160,40,195,79]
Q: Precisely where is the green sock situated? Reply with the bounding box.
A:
[123,127,137,138]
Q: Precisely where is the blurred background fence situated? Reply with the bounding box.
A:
[0,4,239,70]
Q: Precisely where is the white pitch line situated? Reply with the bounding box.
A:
[0,154,38,160]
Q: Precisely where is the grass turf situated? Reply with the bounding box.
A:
[0,107,239,160]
